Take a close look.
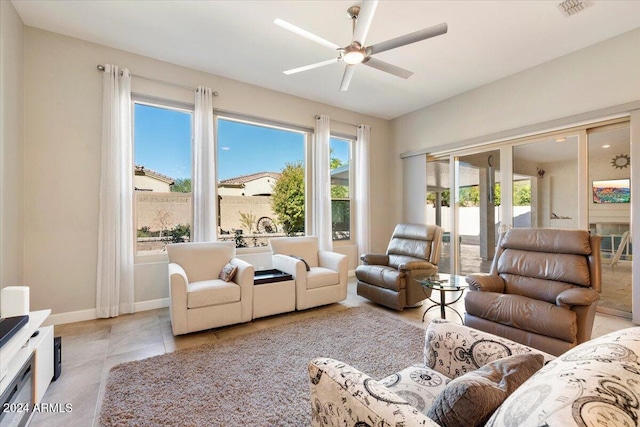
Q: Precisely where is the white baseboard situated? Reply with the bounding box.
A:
[43,298,170,326]
[134,298,170,312]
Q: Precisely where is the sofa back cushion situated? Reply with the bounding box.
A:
[166,242,235,283]
[424,319,552,380]
[387,223,442,268]
[269,236,319,268]
[499,228,592,255]
[486,326,640,427]
[494,228,597,301]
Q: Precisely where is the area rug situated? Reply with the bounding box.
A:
[99,307,425,426]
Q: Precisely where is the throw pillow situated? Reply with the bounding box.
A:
[426,353,544,427]
[289,255,310,271]
[219,263,238,282]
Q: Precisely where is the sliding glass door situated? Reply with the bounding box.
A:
[425,119,634,320]
[588,124,632,316]
[512,135,579,230]
[454,150,501,275]
[426,157,452,273]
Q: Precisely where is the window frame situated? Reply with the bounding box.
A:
[132,96,194,263]
[215,114,311,249]
[330,134,355,245]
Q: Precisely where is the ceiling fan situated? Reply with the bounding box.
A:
[274,0,447,91]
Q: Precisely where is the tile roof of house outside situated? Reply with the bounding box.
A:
[219,171,281,186]
[134,165,175,184]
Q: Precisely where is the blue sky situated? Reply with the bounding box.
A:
[134,104,350,181]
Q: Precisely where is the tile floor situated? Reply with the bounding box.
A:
[29,279,635,427]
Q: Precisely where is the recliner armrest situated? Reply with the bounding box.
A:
[465,273,505,293]
[360,253,389,265]
[556,288,600,308]
[398,260,435,271]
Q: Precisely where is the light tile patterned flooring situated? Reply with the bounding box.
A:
[30,279,635,427]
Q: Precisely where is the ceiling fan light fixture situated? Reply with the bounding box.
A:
[343,43,366,65]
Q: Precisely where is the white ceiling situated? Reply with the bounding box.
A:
[12,0,640,120]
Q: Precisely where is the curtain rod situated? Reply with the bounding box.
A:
[315,115,359,128]
[96,65,218,96]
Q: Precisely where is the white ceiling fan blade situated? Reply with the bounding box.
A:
[339,66,356,92]
[367,23,447,56]
[352,0,379,45]
[283,58,339,75]
[274,18,340,50]
[363,57,413,79]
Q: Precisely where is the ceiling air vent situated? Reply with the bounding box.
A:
[557,0,589,16]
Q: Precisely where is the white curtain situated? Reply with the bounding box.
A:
[96,64,134,318]
[314,115,332,251]
[192,86,217,242]
[355,124,371,256]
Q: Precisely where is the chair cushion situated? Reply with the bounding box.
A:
[380,365,450,416]
[187,279,240,309]
[387,223,439,263]
[424,319,551,380]
[500,228,592,255]
[269,236,319,268]
[306,267,339,290]
[498,249,591,287]
[500,273,576,304]
[486,327,640,427]
[166,241,235,283]
[355,265,404,292]
[427,353,544,427]
[465,291,577,343]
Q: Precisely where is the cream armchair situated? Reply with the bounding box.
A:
[356,223,443,310]
[166,241,254,335]
[465,228,602,356]
[269,236,348,310]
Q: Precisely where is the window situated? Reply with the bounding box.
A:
[217,117,307,247]
[133,102,193,256]
[330,137,352,241]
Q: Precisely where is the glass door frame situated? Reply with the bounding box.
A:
[430,119,629,279]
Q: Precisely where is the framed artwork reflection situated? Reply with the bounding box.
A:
[592,179,630,204]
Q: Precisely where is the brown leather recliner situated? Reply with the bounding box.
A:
[356,223,443,310]
[464,228,602,356]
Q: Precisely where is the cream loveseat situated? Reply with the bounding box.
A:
[309,319,640,426]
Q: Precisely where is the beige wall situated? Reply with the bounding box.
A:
[0,1,25,289]
[391,28,640,225]
[22,27,392,315]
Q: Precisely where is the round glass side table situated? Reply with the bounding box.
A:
[415,273,468,323]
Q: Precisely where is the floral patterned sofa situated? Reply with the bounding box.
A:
[309,319,640,426]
